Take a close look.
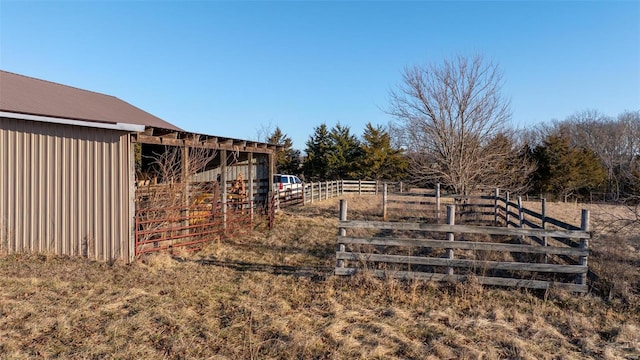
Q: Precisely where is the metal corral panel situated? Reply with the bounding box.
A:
[0,117,133,262]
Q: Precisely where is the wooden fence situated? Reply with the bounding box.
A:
[341,180,404,194]
[275,180,406,208]
[303,180,344,204]
[337,188,591,292]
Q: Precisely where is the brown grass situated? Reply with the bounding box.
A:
[1,195,639,359]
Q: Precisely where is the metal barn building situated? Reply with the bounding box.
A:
[0,70,276,262]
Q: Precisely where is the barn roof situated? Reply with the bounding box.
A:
[0,70,182,131]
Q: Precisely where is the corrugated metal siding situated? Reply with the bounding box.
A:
[0,117,132,262]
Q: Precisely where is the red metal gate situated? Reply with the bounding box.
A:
[134,200,253,257]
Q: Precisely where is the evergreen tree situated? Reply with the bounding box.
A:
[266,127,301,174]
[532,134,606,199]
[360,123,408,180]
[327,124,362,180]
[303,124,332,181]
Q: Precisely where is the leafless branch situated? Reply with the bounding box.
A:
[388,54,533,194]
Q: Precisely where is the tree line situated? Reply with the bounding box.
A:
[266,55,638,202]
[266,122,408,182]
[523,110,639,202]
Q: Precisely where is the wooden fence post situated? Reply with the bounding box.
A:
[436,183,441,222]
[325,181,329,200]
[310,182,314,203]
[375,180,379,195]
[358,179,362,195]
[542,197,548,263]
[337,199,348,269]
[579,209,590,287]
[446,205,455,276]
[505,192,510,228]
[541,198,547,229]
[518,196,524,227]
[382,183,388,221]
[494,188,500,226]
[518,196,524,241]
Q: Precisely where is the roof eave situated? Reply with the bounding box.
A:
[0,111,146,132]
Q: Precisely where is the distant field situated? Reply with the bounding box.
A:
[1,195,638,359]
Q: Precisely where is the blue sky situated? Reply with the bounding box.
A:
[1,1,638,150]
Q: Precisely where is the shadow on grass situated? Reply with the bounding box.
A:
[175,257,334,281]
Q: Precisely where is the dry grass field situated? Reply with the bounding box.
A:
[1,195,639,359]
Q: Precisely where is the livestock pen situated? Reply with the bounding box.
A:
[337,186,592,292]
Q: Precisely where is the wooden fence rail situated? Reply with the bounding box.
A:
[275,179,406,208]
[337,196,591,293]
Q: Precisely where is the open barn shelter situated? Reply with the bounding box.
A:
[0,70,277,263]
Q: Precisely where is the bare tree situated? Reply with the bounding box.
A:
[388,54,533,194]
[136,146,219,248]
[547,110,640,201]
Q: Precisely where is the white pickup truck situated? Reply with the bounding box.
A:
[274,174,303,200]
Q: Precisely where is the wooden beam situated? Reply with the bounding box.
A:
[160,138,183,146]
[185,134,200,143]
[205,137,218,145]
[161,132,179,139]
[134,133,274,154]
[133,134,162,145]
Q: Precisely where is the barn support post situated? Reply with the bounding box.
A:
[220,149,227,231]
[382,183,388,221]
[248,152,254,224]
[446,204,455,276]
[435,183,441,222]
[578,209,590,287]
[266,148,276,213]
[493,188,500,226]
[181,145,190,240]
[337,199,348,269]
